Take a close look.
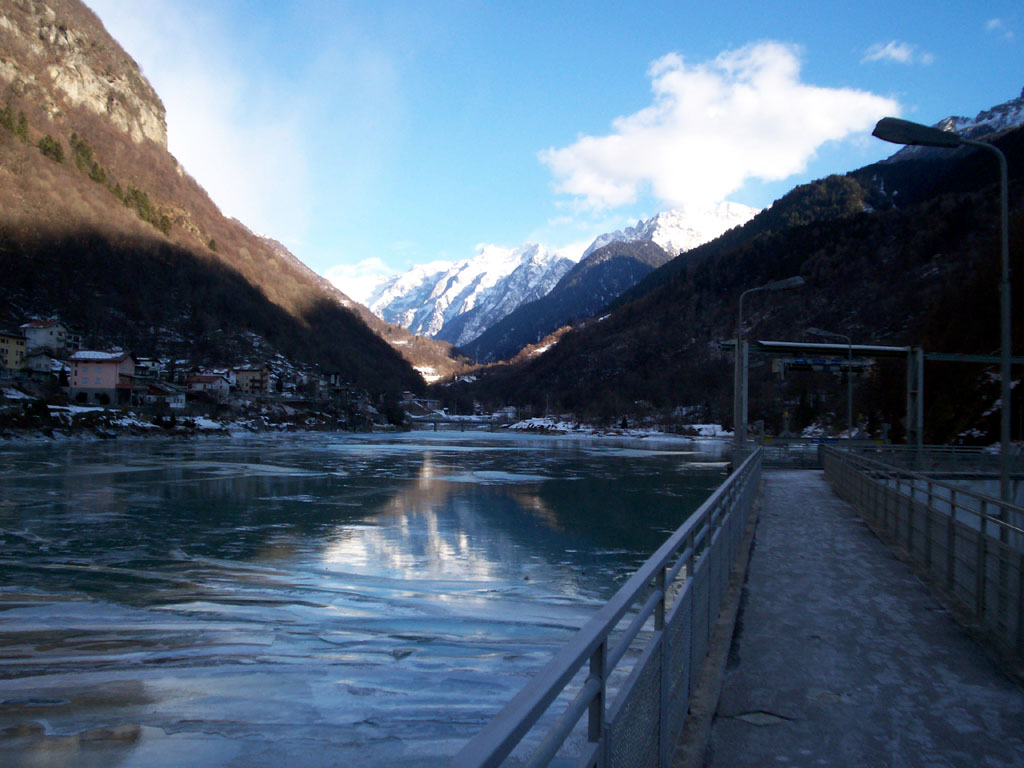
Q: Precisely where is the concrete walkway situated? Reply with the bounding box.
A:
[706,470,1024,768]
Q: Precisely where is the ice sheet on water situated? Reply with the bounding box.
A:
[439,470,549,484]
[0,433,721,764]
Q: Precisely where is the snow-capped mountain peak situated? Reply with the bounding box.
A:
[887,87,1024,163]
[366,242,575,343]
[581,201,759,260]
[939,86,1024,138]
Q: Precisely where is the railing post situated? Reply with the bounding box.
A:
[925,480,934,570]
[657,564,669,768]
[947,489,957,593]
[1018,549,1024,655]
[906,475,914,556]
[976,502,988,620]
[588,640,607,765]
[881,470,889,536]
[686,528,700,698]
[656,567,666,632]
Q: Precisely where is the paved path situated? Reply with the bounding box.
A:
[706,470,1024,768]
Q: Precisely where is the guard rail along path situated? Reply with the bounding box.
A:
[822,445,1024,663]
[452,448,763,768]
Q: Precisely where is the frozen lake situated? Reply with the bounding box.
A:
[0,431,728,766]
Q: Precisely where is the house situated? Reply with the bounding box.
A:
[134,358,164,379]
[235,364,271,394]
[68,350,136,404]
[0,330,27,373]
[204,367,236,387]
[143,381,186,409]
[20,320,76,355]
[186,374,232,401]
[25,349,61,378]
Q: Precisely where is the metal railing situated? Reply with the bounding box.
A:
[755,438,827,469]
[843,444,1024,476]
[823,446,1024,660]
[452,448,763,768]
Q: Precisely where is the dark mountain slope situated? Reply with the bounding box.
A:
[460,126,1024,443]
[463,240,671,362]
[0,226,414,388]
[0,0,438,393]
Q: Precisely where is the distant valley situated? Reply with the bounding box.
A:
[349,202,758,362]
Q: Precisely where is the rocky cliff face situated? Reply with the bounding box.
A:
[0,1,166,147]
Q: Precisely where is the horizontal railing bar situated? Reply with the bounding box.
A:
[835,449,1024,532]
[692,525,709,552]
[524,676,603,768]
[451,448,762,768]
[606,589,663,672]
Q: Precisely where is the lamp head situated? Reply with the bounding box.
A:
[765,276,805,291]
[872,117,962,149]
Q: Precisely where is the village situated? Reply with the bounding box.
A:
[0,318,407,436]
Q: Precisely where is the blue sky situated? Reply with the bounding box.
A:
[86,1,1022,300]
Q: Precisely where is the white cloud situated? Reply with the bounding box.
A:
[986,18,1015,41]
[862,40,935,65]
[540,42,900,212]
[324,257,398,304]
[552,238,593,263]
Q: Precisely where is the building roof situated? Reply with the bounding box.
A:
[69,350,132,363]
[147,382,185,395]
[20,320,65,329]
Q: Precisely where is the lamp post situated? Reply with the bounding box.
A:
[807,327,853,437]
[734,276,805,453]
[872,117,1011,503]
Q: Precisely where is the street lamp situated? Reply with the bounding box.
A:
[807,327,853,437]
[734,275,805,452]
[873,117,1011,503]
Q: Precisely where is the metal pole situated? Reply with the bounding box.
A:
[847,339,853,437]
[734,277,804,454]
[734,292,748,453]
[963,140,1010,505]
[733,336,743,452]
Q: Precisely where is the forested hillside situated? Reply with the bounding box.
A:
[452,127,1024,444]
[463,241,672,363]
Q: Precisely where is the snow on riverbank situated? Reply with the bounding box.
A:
[506,416,732,439]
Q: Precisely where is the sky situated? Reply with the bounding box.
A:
[85,1,1023,302]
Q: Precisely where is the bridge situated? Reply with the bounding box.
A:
[452,446,1024,767]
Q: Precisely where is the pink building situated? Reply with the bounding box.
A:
[68,351,135,405]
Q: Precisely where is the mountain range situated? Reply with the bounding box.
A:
[363,243,575,348]
[358,201,757,360]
